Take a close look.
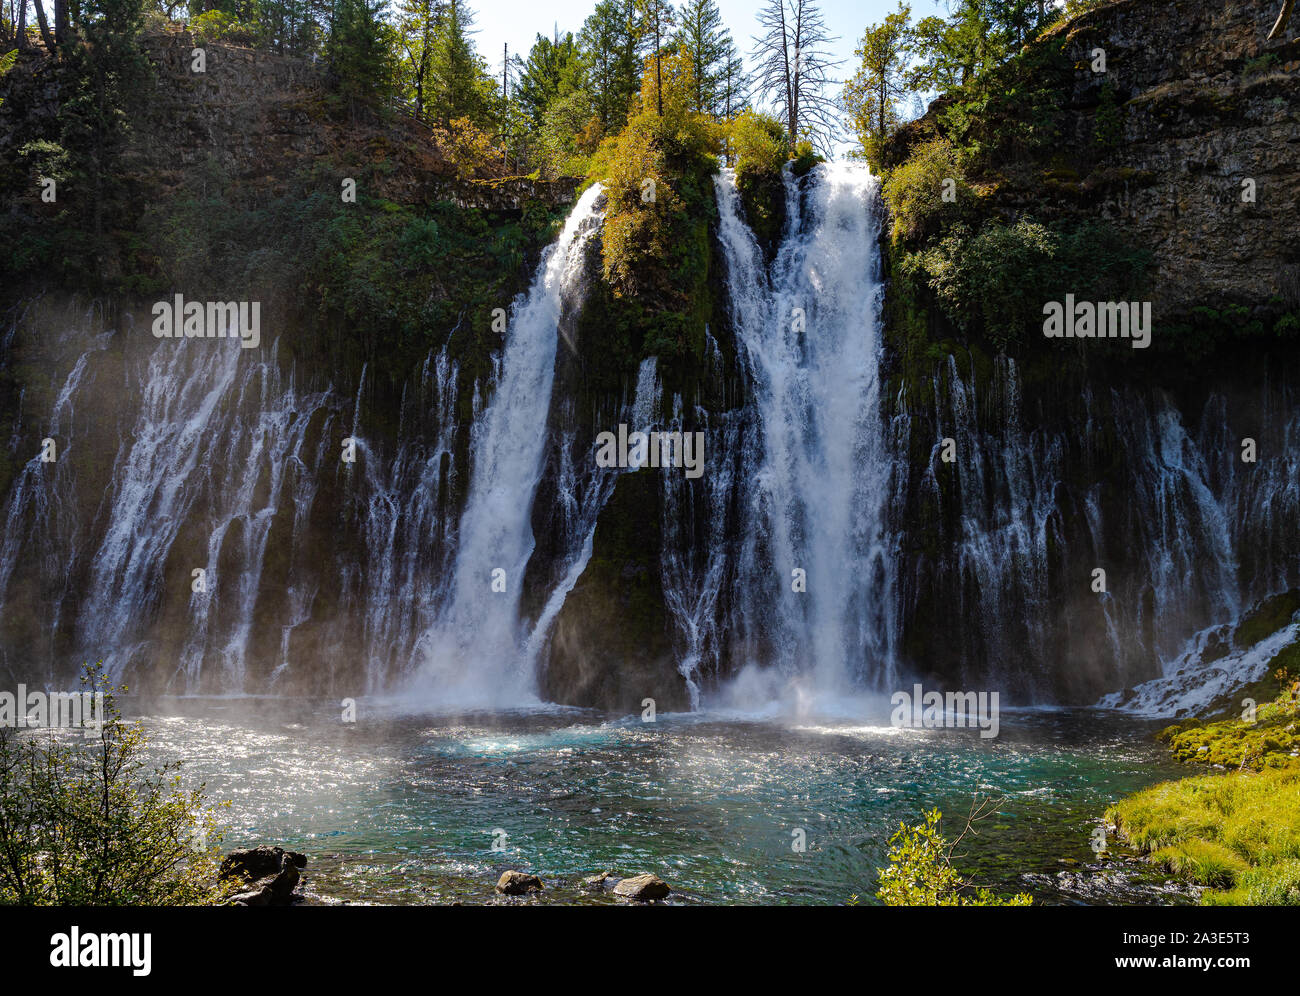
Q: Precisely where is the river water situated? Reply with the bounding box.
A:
[136,698,1192,905]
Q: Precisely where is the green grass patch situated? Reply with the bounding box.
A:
[1109,669,1300,906]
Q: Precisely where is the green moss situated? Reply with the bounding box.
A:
[1234,589,1300,649]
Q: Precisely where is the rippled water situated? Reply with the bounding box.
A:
[134,700,1193,905]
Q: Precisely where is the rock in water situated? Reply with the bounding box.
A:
[612,874,670,901]
[221,846,308,906]
[496,870,544,896]
[582,871,612,889]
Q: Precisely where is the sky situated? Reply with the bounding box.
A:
[471,0,951,131]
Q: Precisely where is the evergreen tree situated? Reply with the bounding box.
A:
[425,0,496,126]
[516,29,582,127]
[59,0,150,250]
[579,0,640,134]
[395,0,439,118]
[326,0,396,106]
[674,0,729,117]
[633,0,674,116]
[718,36,750,164]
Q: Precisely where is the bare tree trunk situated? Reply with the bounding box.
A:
[16,0,27,49]
[54,0,67,45]
[1268,0,1294,40]
[33,0,54,51]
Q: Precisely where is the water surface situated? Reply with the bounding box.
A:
[136,699,1193,905]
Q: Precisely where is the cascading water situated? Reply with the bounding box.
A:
[409,183,605,707]
[76,332,334,690]
[711,162,897,703]
[0,166,1296,713]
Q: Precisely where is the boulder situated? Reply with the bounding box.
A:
[221,846,307,906]
[612,873,670,901]
[496,870,544,896]
[582,871,612,889]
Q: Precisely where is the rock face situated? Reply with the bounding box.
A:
[887,0,1300,321]
[1048,0,1299,316]
[221,846,308,906]
[612,873,671,901]
[495,870,545,896]
[541,471,691,714]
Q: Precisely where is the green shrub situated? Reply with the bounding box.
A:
[0,664,226,906]
[731,109,786,185]
[190,10,265,47]
[873,808,1033,906]
[882,137,969,240]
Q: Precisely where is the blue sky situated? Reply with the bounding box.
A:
[471,0,949,104]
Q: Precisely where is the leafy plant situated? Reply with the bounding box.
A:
[873,803,1033,906]
[0,663,226,906]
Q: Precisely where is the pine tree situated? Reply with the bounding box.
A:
[516,29,582,127]
[633,0,674,116]
[425,0,495,126]
[326,0,396,107]
[579,0,641,133]
[674,0,730,117]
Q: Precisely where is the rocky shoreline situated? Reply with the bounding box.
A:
[220,847,676,906]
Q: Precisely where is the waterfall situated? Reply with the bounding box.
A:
[76,333,334,690]
[409,183,605,707]
[712,163,897,701]
[1,166,1296,711]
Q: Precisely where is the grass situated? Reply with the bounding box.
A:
[1107,659,1300,904]
[1109,765,1300,904]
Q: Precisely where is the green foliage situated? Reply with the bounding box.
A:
[674,0,731,117]
[190,9,264,46]
[1160,301,1300,363]
[590,48,718,300]
[1235,590,1300,649]
[0,664,226,906]
[135,155,556,396]
[1157,645,1300,773]
[842,1,912,167]
[1109,762,1300,905]
[790,139,823,178]
[874,809,1033,906]
[882,136,969,239]
[729,109,787,253]
[326,0,398,106]
[1093,79,1123,149]
[430,116,502,179]
[1110,659,1300,905]
[914,216,1150,351]
[0,49,16,107]
[936,35,1070,166]
[1151,839,1250,889]
[580,0,642,134]
[516,29,584,127]
[731,108,786,186]
[422,0,497,127]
